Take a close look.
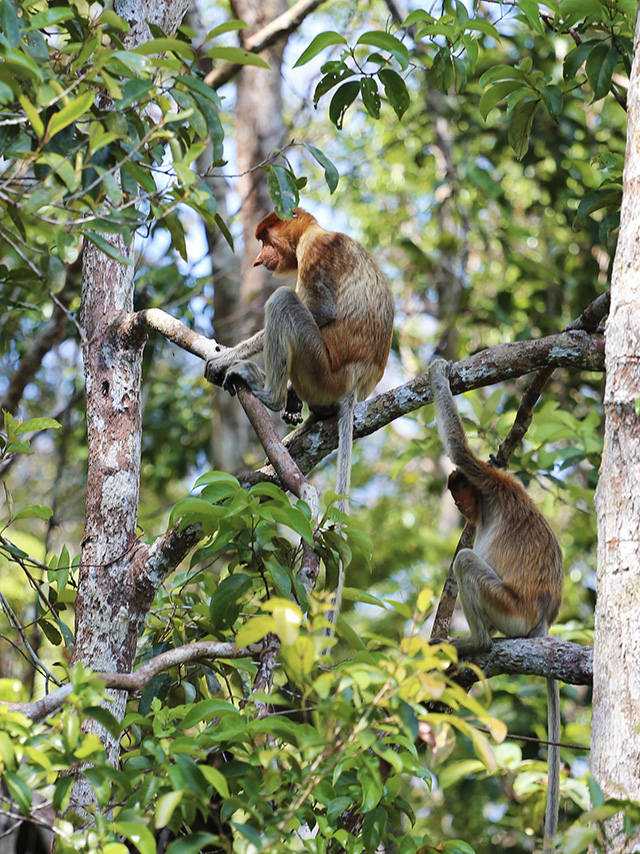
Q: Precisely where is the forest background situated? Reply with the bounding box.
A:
[0,0,638,852]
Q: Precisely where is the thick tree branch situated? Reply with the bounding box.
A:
[240,329,605,487]
[204,0,328,89]
[4,641,263,720]
[125,308,220,360]
[447,637,593,688]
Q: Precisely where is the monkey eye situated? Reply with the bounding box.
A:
[292,211,299,218]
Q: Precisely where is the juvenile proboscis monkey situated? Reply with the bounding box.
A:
[205,208,394,626]
[429,359,563,854]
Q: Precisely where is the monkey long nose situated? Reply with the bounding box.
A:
[252,256,262,267]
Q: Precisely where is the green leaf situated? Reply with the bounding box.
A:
[335,614,366,649]
[52,775,75,812]
[181,698,240,730]
[155,790,183,829]
[114,78,153,110]
[356,31,409,65]
[12,504,53,521]
[329,80,360,129]
[215,213,234,250]
[304,143,339,193]
[362,805,386,853]
[294,32,347,68]
[165,834,220,854]
[266,561,292,599]
[267,165,299,219]
[360,77,381,119]
[576,186,621,221]
[235,615,273,647]
[563,40,599,80]
[163,211,188,262]
[4,771,32,816]
[1,0,21,47]
[194,470,241,490]
[81,231,132,264]
[112,822,156,854]
[479,64,525,87]
[200,765,231,798]
[517,0,544,34]
[46,91,94,141]
[15,417,60,434]
[507,97,539,159]
[85,706,122,741]
[479,80,524,120]
[464,18,500,39]
[378,68,410,119]
[206,19,248,39]
[205,46,270,68]
[181,75,222,106]
[18,94,44,138]
[29,7,74,28]
[267,504,314,545]
[585,43,618,101]
[209,573,253,631]
[134,38,195,58]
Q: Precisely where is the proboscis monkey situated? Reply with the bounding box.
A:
[429,359,563,854]
[206,209,394,628]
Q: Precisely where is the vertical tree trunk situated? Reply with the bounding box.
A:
[231,0,289,330]
[592,4,640,851]
[210,0,288,472]
[72,0,190,812]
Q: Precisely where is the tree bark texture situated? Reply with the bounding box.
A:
[592,3,640,850]
[230,0,289,325]
[73,0,190,808]
[211,0,289,471]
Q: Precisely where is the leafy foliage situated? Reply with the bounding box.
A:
[0,0,629,851]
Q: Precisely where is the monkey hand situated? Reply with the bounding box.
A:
[204,350,235,386]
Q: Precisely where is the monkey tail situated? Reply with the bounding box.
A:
[326,391,357,632]
[543,677,560,854]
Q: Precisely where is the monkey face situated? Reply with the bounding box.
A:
[253,242,280,271]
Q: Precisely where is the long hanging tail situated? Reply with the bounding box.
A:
[326,391,356,630]
[543,677,560,854]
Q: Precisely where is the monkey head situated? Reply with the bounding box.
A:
[447,469,480,523]
[253,209,317,274]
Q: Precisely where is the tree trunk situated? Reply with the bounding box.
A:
[592,3,640,850]
[210,0,289,472]
[72,0,190,814]
[231,0,289,330]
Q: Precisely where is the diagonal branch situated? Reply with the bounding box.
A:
[4,640,263,719]
[204,0,329,89]
[240,328,605,488]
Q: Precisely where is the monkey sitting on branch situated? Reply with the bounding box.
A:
[428,358,564,854]
[205,208,394,625]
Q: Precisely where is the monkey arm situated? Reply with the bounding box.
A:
[204,330,265,386]
[301,276,338,328]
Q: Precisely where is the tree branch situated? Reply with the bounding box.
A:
[240,329,605,487]
[204,0,329,89]
[4,641,263,719]
[446,637,593,688]
[234,386,321,595]
[124,308,220,360]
